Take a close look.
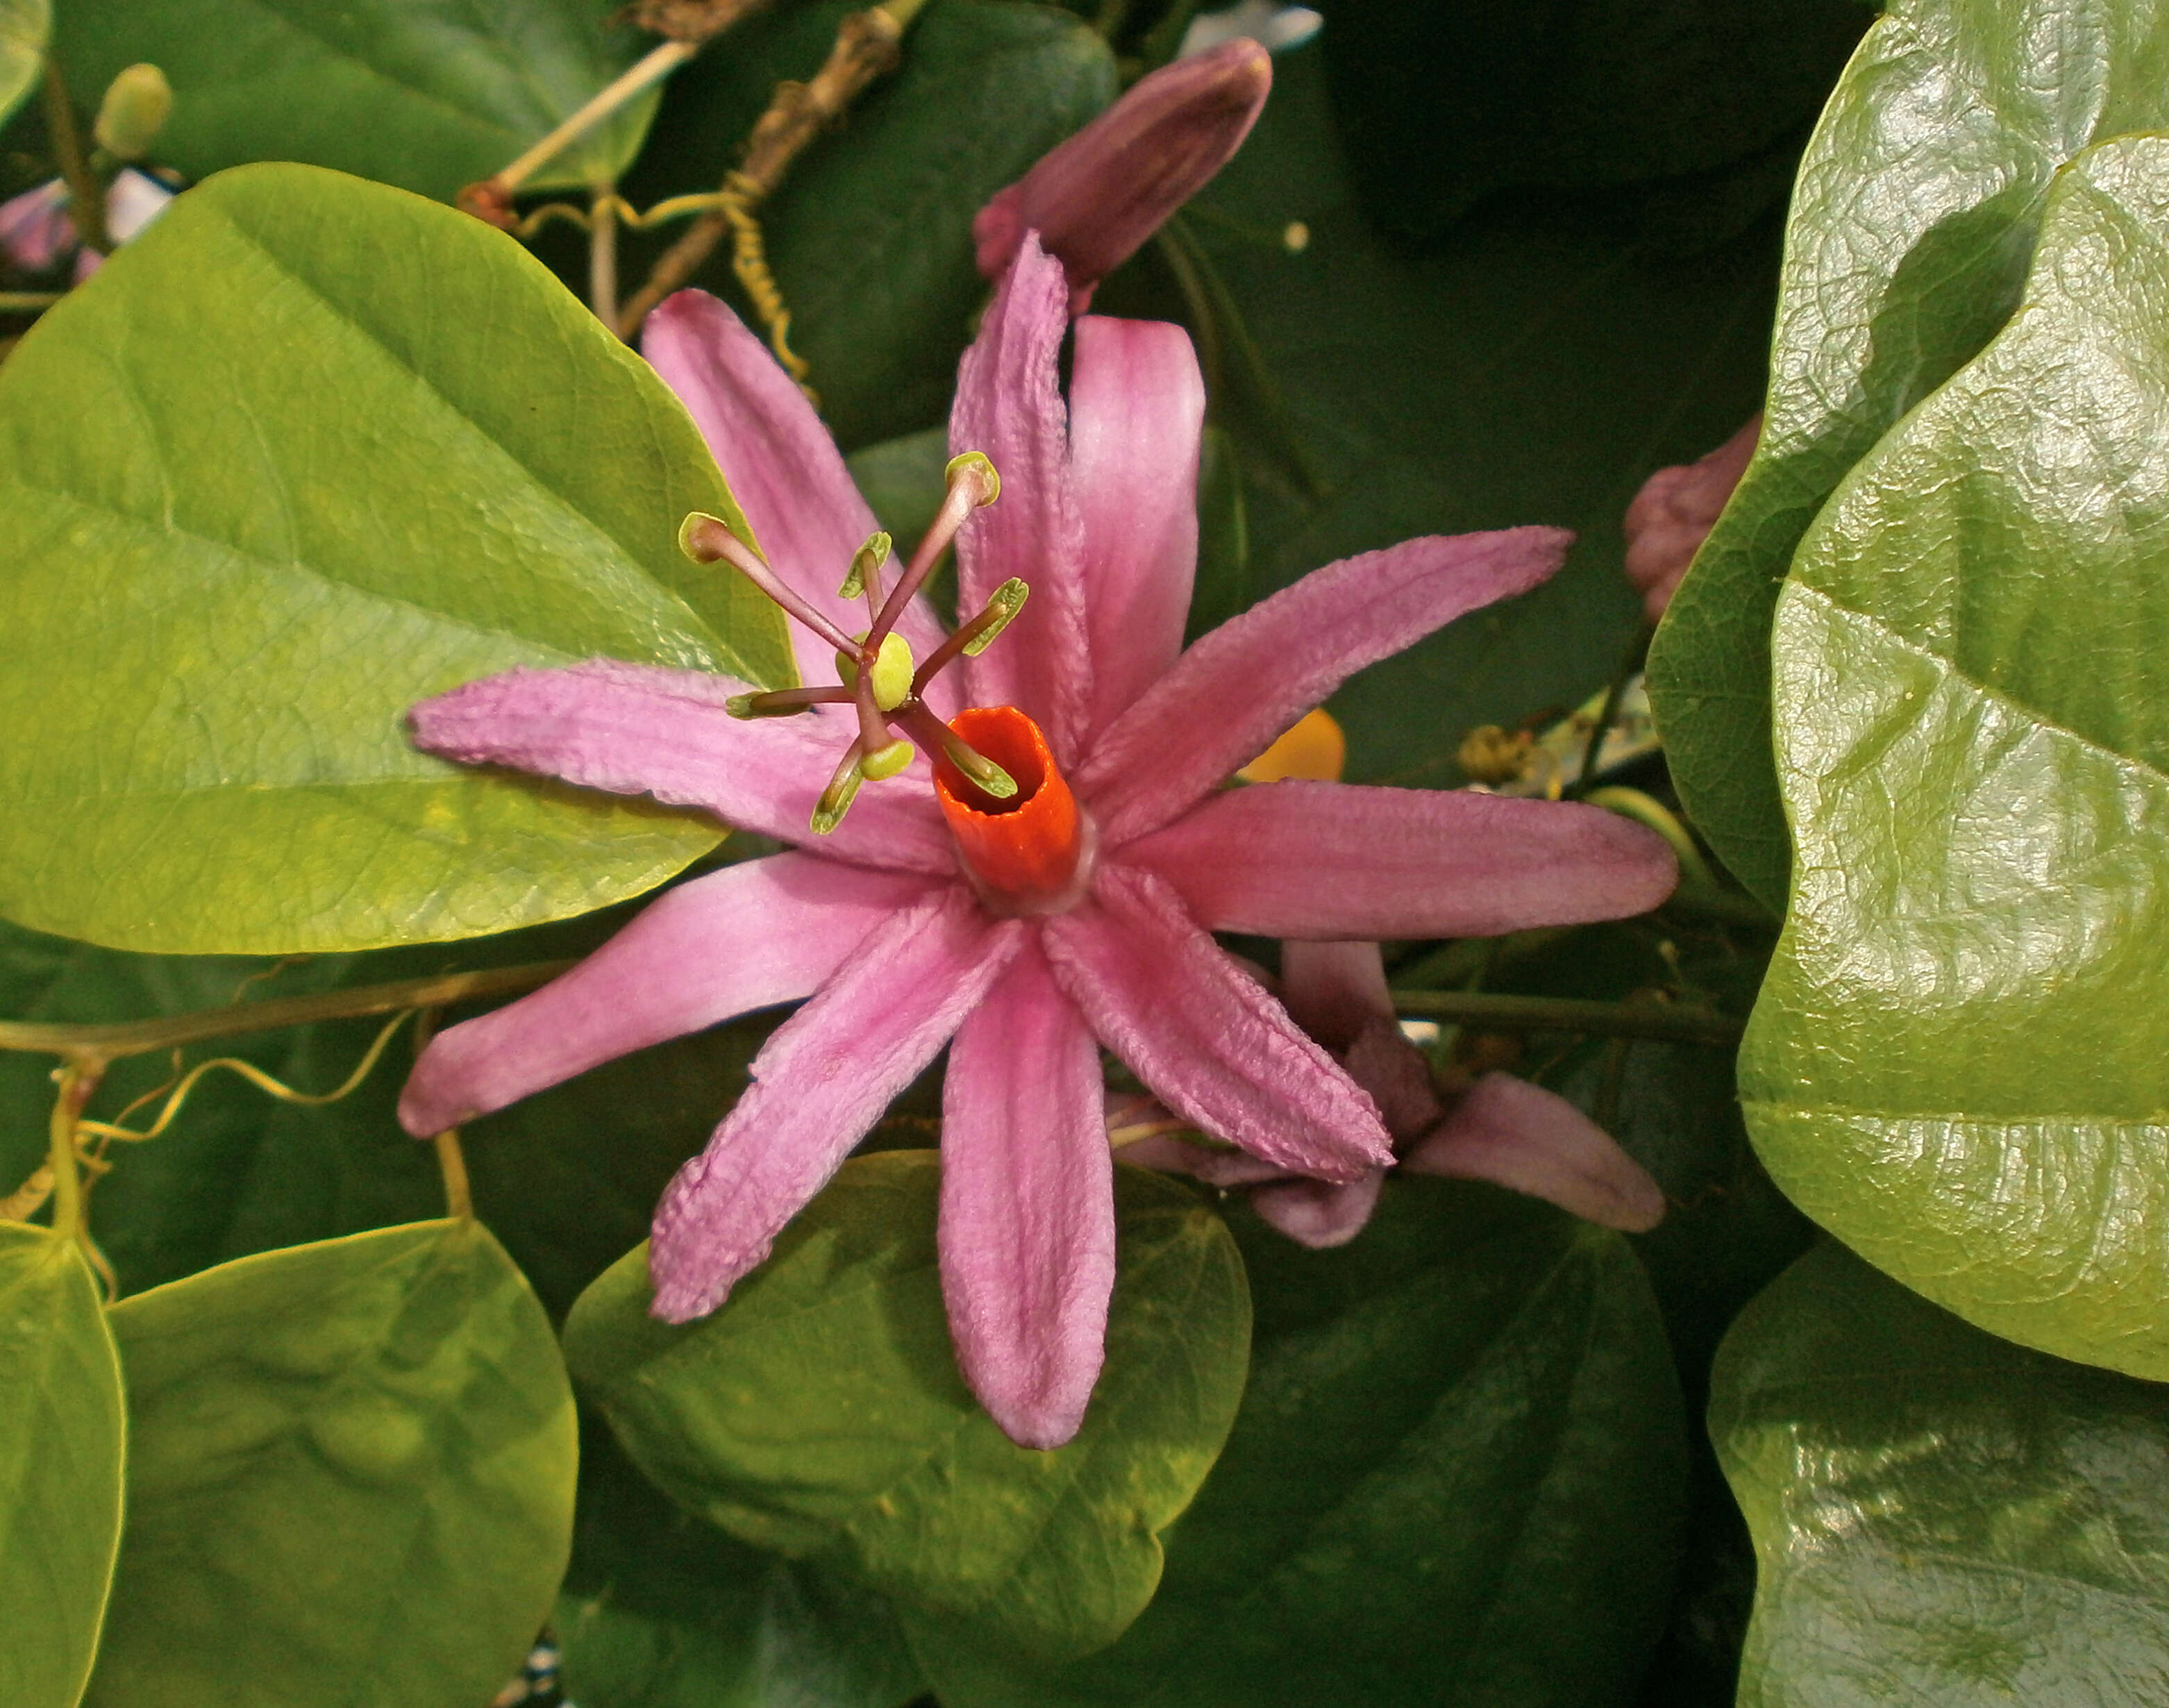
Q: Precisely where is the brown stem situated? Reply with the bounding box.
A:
[42,58,108,254]
[616,1,916,337]
[0,962,571,1063]
[1389,989,1743,1048]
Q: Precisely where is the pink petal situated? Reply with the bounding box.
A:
[642,291,955,711]
[1041,863,1391,1182]
[950,237,1092,762]
[1278,938,1393,1052]
[1077,527,1573,844]
[939,935,1114,1450]
[650,887,1027,1321]
[1071,317,1205,739]
[1403,1073,1668,1233]
[1120,780,1677,937]
[1623,415,1760,623]
[408,660,955,875]
[973,38,1273,312]
[397,853,934,1135]
[1250,1171,1385,1249]
[0,181,72,272]
[1120,1133,1293,1187]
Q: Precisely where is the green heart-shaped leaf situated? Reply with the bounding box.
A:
[1745,133,2169,1376]
[0,1224,124,1708]
[0,0,44,128]
[53,0,658,202]
[563,1153,1250,1664]
[1716,1241,2169,1705]
[0,162,789,955]
[1646,0,2169,909]
[85,1219,576,1708]
[555,1423,926,1708]
[905,1180,1686,1708]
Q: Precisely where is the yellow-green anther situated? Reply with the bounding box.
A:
[862,738,914,780]
[869,633,914,711]
[946,739,1019,799]
[94,65,174,162]
[840,531,890,599]
[962,578,1030,656]
[725,694,757,719]
[811,753,866,835]
[946,451,1000,506]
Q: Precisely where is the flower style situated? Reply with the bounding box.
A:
[973,36,1273,312]
[396,239,1676,1448]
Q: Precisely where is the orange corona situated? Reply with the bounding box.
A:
[934,705,1088,907]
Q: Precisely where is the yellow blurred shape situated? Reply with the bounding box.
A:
[1239,707,1346,783]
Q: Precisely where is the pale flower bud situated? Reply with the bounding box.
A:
[94,64,175,162]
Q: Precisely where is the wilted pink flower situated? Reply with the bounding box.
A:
[397,239,1675,1448]
[0,169,175,281]
[973,37,1272,313]
[1134,938,1667,1245]
[1623,415,1761,621]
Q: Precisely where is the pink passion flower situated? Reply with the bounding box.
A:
[396,238,1677,1448]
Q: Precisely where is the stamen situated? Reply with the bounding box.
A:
[724,685,854,719]
[680,512,857,653]
[810,746,865,836]
[839,530,891,617]
[912,578,1030,696]
[867,451,1000,646]
[894,701,1016,798]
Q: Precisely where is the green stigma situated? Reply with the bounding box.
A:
[862,739,914,780]
[834,631,916,712]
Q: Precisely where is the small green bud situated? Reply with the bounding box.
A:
[862,738,914,780]
[962,578,1029,656]
[945,451,1000,506]
[94,65,174,162]
[839,530,890,599]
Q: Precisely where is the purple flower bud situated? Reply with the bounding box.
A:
[973,36,1273,312]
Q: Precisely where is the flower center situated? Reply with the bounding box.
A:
[678,451,1032,836]
[934,706,1095,913]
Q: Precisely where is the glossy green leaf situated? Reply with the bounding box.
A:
[1715,1241,2169,1705]
[86,1218,576,1708]
[1647,0,2169,908]
[563,1153,1250,1664]
[53,0,658,201]
[0,0,44,128]
[620,0,1115,449]
[1153,44,1777,789]
[0,1223,124,1708]
[1745,133,2169,1378]
[907,1180,1686,1708]
[556,1420,924,1708]
[0,162,791,955]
